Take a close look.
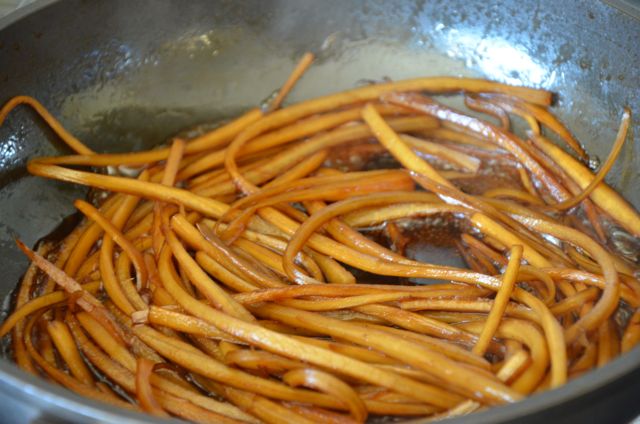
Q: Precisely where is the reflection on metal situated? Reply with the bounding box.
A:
[439,30,554,86]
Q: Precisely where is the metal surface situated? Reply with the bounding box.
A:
[0,0,638,422]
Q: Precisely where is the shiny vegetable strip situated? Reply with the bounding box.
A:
[473,245,523,355]
[268,52,315,111]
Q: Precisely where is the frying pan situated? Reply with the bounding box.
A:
[0,0,639,422]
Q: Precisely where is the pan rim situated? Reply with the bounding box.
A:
[0,0,57,31]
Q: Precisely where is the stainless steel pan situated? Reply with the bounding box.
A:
[0,1,638,422]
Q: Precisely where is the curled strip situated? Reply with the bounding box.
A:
[283,368,367,422]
